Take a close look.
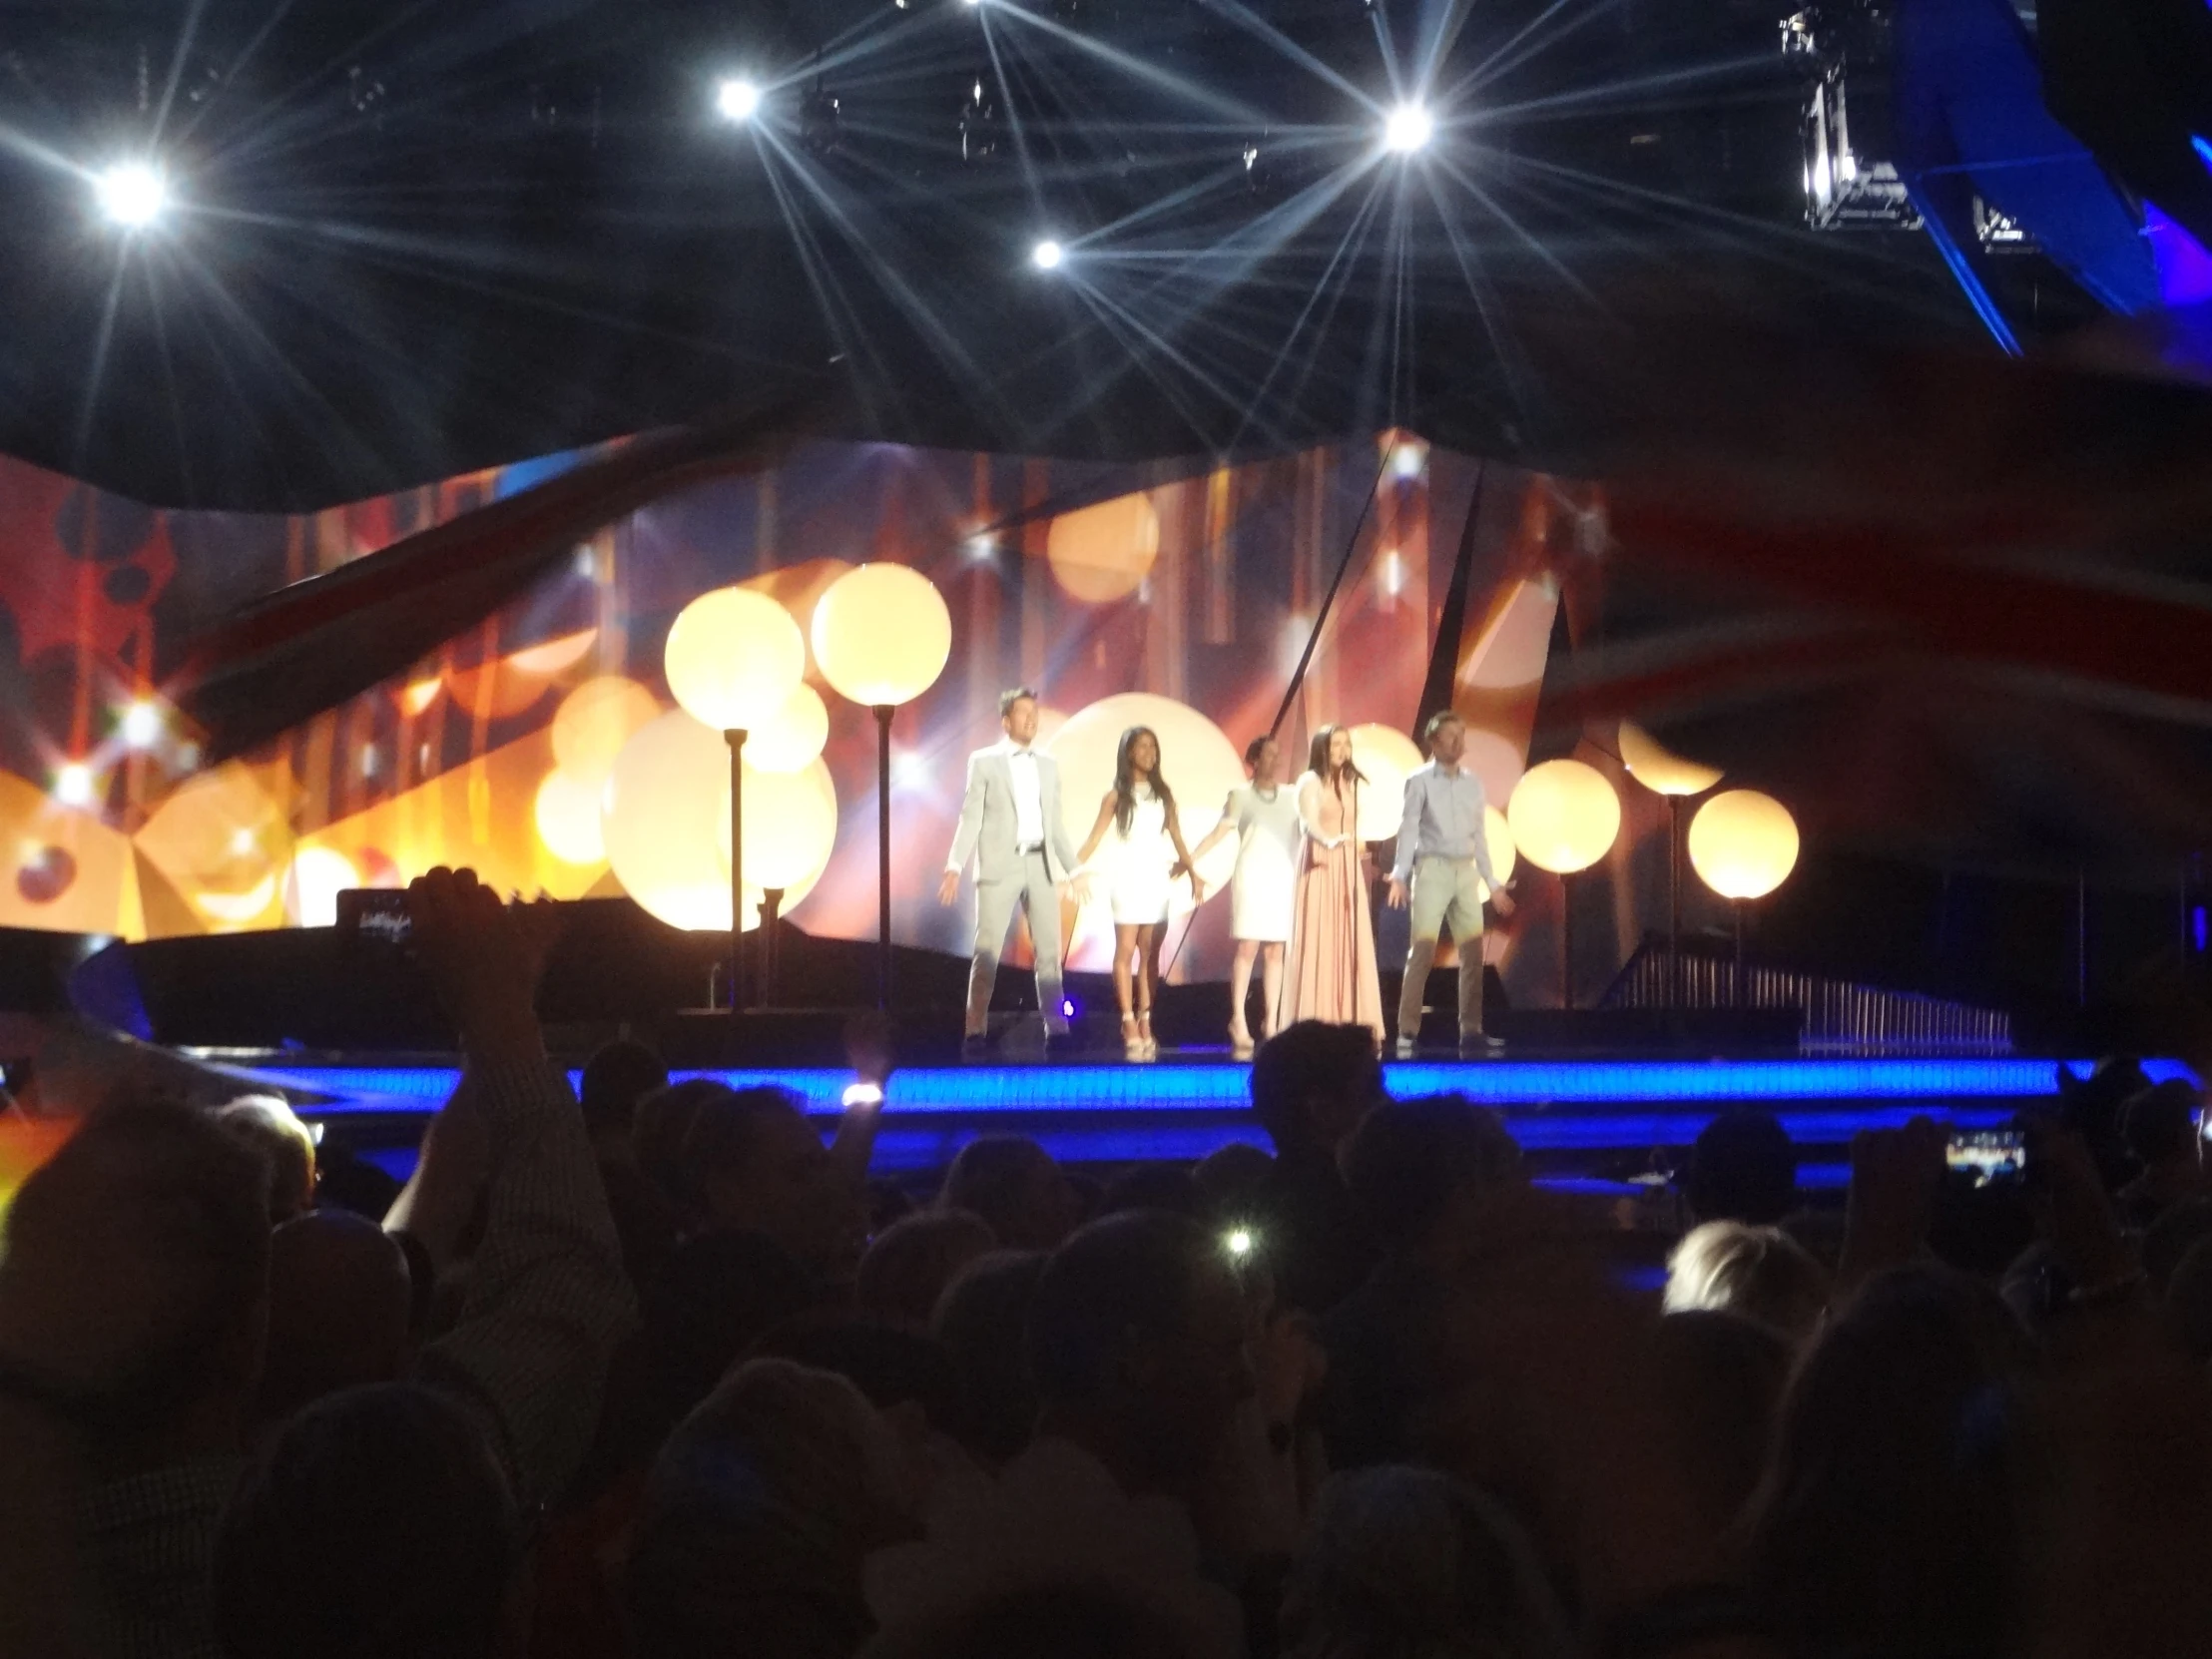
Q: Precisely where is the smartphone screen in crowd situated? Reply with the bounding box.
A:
[1946,1129,2027,1187]
[335,888,412,946]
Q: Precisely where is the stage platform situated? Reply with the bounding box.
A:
[216,1049,2197,1190]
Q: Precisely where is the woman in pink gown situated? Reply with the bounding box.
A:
[1276,725,1383,1044]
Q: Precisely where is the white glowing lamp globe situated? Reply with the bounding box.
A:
[722,758,841,892]
[746,681,830,774]
[1618,720,1723,798]
[1506,759,1620,875]
[535,771,607,865]
[811,563,953,708]
[600,712,838,930]
[1345,724,1426,842]
[664,587,806,733]
[1688,790,1800,900]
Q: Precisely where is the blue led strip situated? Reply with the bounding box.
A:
[254,1056,2196,1116]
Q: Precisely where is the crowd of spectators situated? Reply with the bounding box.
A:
[5,867,2212,1657]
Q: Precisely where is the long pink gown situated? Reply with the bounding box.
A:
[1276,770,1384,1042]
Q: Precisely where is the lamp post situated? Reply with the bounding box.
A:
[1687,789,1800,1008]
[812,563,953,1010]
[1505,759,1621,1011]
[664,587,807,1014]
[1617,720,1722,1009]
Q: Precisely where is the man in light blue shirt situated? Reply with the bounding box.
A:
[1385,711,1515,1055]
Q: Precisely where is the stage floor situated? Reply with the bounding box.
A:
[218,1049,2196,1181]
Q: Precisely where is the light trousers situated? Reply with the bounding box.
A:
[1395,853,1485,1042]
[967,849,1069,1036]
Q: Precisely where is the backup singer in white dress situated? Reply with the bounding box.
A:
[1185,734,1299,1056]
[1077,726,1203,1061]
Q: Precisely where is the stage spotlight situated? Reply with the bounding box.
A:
[119,701,162,749]
[1382,102,1434,156]
[94,162,169,229]
[891,749,932,792]
[53,763,95,808]
[715,78,762,123]
[1031,238,1064,271]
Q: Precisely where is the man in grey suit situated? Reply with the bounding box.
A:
[1385,711,1516,1057]
[938,687,1082,1049]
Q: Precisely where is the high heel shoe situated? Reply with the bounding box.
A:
[1136,1009,1159,1061]
[1228,1024,1255,1060]
[1122,1014,1145,1061]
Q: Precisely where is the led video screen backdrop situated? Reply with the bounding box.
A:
[0,435,1635,987]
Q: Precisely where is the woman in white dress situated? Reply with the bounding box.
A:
[1184,734,1299,1057]
[1077,726,1204,1060]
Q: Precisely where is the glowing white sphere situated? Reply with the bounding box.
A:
[1475,807,1517,898]
[811,563,953,708]
[1688,790,1800,900]
[1618,720,1723,798]
[745,682,830,774]
[550,677,662,786]
[716,78,762,122]
[1506,759,1621,875]
[534,770,607,865]
[600,711,836,931]
[95,163,169,228]
[1031,239,1065,271]
[1345,724,1426,842]
[723,758,840,894]
[664,587,806,733]
[1045,694,1244,965]
[1383,103,1434,155]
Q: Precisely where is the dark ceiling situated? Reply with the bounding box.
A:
[0,0,2098,510]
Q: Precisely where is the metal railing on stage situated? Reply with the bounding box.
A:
[1601,934,2012,1055]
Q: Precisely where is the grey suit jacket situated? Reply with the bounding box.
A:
[945,742,1081,883]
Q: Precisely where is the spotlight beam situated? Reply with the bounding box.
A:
[1416,165,1543,423]
[1455,0,1620,100]
[976,11,1047,222]
[1430,152,1594,299]
[752,139,891,404]
[70,263,130,474]
[1055,160,1249,249]
[152,0,212,138]
[166,245,389,478]
[1067,283,1243,444]
[1190,0,1372,107]
[988,4,1272,125]
[1226,172,1393,447]
[1459,53,1783,124]
[1415,0,1483,95]
[0,119,76,174]
[750,126,1024,429]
